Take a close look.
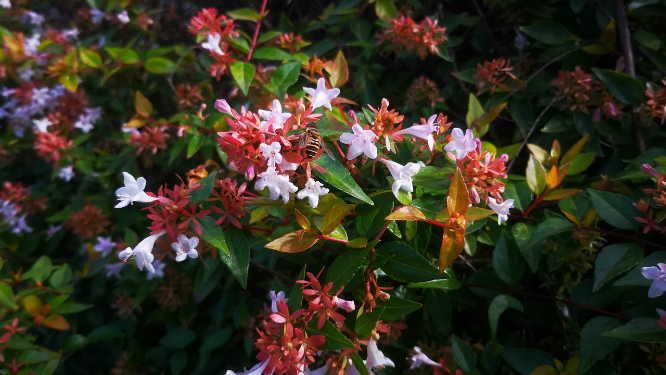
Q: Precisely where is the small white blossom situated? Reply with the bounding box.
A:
[339,124,378,160]
[297,178,329,208]
[202,33,224,55]
[410,347,442,369]
[260,142,283,168]
[0,0,11,9]
[488,197,514,224]
[115,172,159,208]
[94,236,116,257]
[255,168,297,204]
[105,263,124,278]
[171,234,199,262]
[32,117,52,132]
[63,28,80,40]
[23,11,44,26]
[146,259,165,280]
[58,166,75,182]
[117,10,130,24]
[303,78,340,111]
[269,291,288,313]
[23,33,41,56]
[381,159,420,198]
[366,338,395,373]
[90,9,106,24]
[394,114,440,151]
[225,360,270,375]
[444,128,477,160]
[118,231,165,273]
[258,99,290,130]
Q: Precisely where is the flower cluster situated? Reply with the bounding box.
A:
[473,58,517,95]
[642,80,666,125]
[189,8,239,79]
[0,182,47,235]
[378,14,448,59]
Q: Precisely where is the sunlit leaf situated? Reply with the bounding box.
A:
[134,91,153,118]
[439,230,465,273]
[265,231,319,253]
[447,168,469,217]
[385,206,427,221]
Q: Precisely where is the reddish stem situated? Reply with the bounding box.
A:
[242,224,273,233]
[311,233,349,243]
[145,118,215,134]
[247,0,269,60]
[523,191,546,217]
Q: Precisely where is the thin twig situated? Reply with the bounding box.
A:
[167,45,198,93]
[471,0,502,54]
[506,94,559,173]
[615,0,645,154]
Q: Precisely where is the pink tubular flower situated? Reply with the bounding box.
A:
[339,124,378,160]
[444,128,476,160]
[394,114,439,151]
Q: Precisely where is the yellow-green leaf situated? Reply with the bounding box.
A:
[134,91,153,118]
[59,74,79,92]
[447,168,469,217]
[385,206,427,221]
[79,47,102,68]
[542,189,583,201]
[328,51,349,88]
[561,134,590,166]
[322,204,355,235]
[265,231,318,253]
[466,94,484,127]
[526,154,546,195]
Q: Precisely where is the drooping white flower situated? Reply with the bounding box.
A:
[444,128,477,160]
[32,117,52,132]
[146,259,165,280]
[94,236,116,257]
[118,231,166,273]
[339,124,377,160]
[259,99,291,130]
[171,234,199,262]
[11,215,32,235]
[365,338,395,373]
[410,347,442,369]
[394,114,440,151]
[487,197,514,224]
[0,0,11,9]
[117,10,130,24]
[225,360,270,375]
[58,166,75,182]
[115,172,159,208]
[303,78,340,111]
[381,159,421,198]
[255,168,297,204]
[104,263,124,278]
[270,291,288,313]
[23,11,45,26]
[260,142,283,168]
[297,178,329,208]
[90,9,105,23]
[202,33,224,56]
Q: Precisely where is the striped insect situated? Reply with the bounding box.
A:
[298,123,335,159]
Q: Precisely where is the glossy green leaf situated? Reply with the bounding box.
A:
[492,231,525,285]
[230,62,256,96]
[614,251,666,286]
[252,47,295,61]
[221,229,250,289]
[602,318,666,343]
[186,134,205,158]
[635,29,660,50]
[189,171,217,204]
[159,327,196,349]
[593,243,643,291]
[452,334,477,372]
[0,283,17,309]
[588,188,642,230]
[313,154,373,205]
[352,352,371,375]
[520,21,572,45]
[504,179,534,211]
[326,241,374,293]
[355,296,422,339]
[579,317,623,374]
[565,153,594,175]
[374,242,443,282]
[269,61,301,89]
[198,216,229,256]
[306,320,355,351]
[526,155,546,195]
[79,47,102,68]
[591,68,645,105]
[200,329,232,352]
[145,57,176,74]
[489,294,524,355]
[288,265,307,312]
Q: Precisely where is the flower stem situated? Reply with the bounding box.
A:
[247,0,269,61]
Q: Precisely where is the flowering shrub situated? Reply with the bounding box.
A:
[2,0,666,374]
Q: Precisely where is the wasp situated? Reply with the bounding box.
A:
[298,123,335,159]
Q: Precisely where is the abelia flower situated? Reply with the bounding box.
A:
[445,128,476,160]
[643,263,666,298]
[365,338,395,373]
[334,297,355,312]
[339,124,378,160]
[128,125,170,155]
[270,291,288,313]
[118,231,166,273]
[33,118,52,133]
[115,172,159,208]
[202,33,224,55]
[90,9,105,23]
[24,11,45,26]
[381,159,420,198]
[297,178,329,208]
[104,263,124,278]
[94,236,116,257]
[259,99,291,130]
[488,197,514,224]
[45,224,63,239]
[473,58,517,95]
[260,142,283,168]
[171,234,199,262]
[225,360,270,375]
[11,215,32,235]
[57,166,75,182]
[0,0,10,9]
[303,78,340,111]
[378,14,448,59]
[256,168,298,204]
[215,99,232,115]
[146,259,166,280]
[117,10,130,24]
[410,347,442,369]
[394,114,439,150]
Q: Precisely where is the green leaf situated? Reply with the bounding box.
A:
[542,114,573,133]
[355,296,422,339]
[306,320,355,351]
[352,352,371,375]
[520,21,572,45]
[288,265,307,312]
[588,188,642,230]
[492,231,525,285]
[326,242,374,293]
[489,294,524,355]
[558,194,592,222]
[452,334,477,372]
[189,171,217,204]
[252,47,295,61]
[407,278,462,290]
[186,134,206,158]
[145,57,176,74]
[355,193,392,238]
[200,329,232,352]
[169,136,189,165]
[614,251,666,286]
[571,279,618,308]
[566,153,594,175]
[170,351,187,375]
[312,154,373,205]
[526,155,546,195]
[0,283,17,309]
[221,229,250,289]
[50,301,93,315]
[513,219,573,272]
[159,327,196,349]
[198,216,229,256]
[591,68,645,105]
[257,31,283,44]
[466,94,484,127]
[635,29,660,51]
[269,61,301,89]
[593,243,643,291]
[374,0,397,22]
[5,336,38,350]
[579,317,623,374]
[501,348,557,375]
[21,256,56,282]
[48,264,72,289]
[602,318,666,343]
[503,179,534,211]
[375,242,443,282]
[79,48,102,68]
[570,0,588,13]
[61,334,88,352]
[227,7,262,21]
[104,47,140,63]
[230,62,256,96]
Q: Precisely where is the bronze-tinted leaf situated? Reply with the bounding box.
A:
[265,231,318,253]
[439,230,466,273]
[447,168,469,217]
[385,206,427,221]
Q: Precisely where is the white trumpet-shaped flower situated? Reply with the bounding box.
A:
[381,159,421,198]
[394,114,440,151]
[258,99,291,130]
[444,128,477,160]
[225,360,270,375]
[255,168,297,204]
[115,172,159,208]
[487,197,514,224]
[202,33,224,56]
[118,231,165,273]
[339,124,377,160]
[171,234,199,262]
[410,346,442,369]
[260,142,283,168]
[32,117,52,132]
[297,178,329,208]
[303,78,340,110]
[366,338,395,373]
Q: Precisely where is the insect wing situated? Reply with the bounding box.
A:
[320,139,336,159]
[297,132,309,149]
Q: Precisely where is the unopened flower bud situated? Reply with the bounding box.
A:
[469,187,480,204]
[643,164,659,178]
[214,99,231,115]
[379,291,390,302]
[498,154,509,162]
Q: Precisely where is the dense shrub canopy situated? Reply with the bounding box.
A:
[2,0,666,374]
